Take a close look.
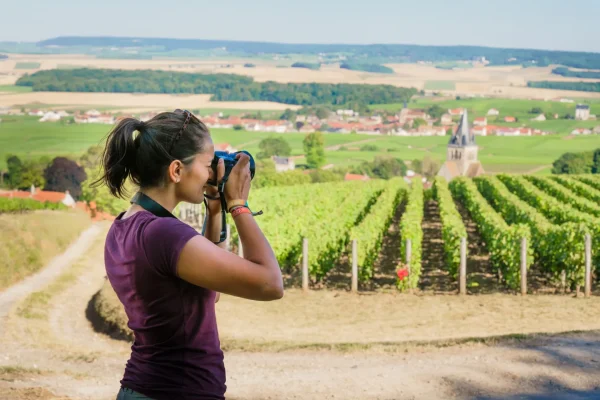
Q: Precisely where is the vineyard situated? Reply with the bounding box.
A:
[226,174,600,294]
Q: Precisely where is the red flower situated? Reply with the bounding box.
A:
[396,268,409,281]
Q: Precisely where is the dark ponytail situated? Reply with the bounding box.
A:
[94,111,210,199]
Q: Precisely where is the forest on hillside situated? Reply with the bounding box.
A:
[35,36,600,69]
[15,68,418,106]
[528,81,600,92]
[552,67,600,79]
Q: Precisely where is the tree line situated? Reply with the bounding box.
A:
[552,67,600,79]
[39,36,600,69]
[340,63,394,74]
[15,68,417,106]
[527,81,600,92]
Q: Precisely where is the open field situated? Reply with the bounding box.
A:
[2,54,600,100]
[3,116,600,172]
[424,80,456,90]
[0,91,300,113]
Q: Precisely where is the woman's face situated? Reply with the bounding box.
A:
[176,141,215,204]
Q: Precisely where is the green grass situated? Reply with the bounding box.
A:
[0,84,33,93]
[424,81,456,90]
[434,61,473,70]
[14,62,40,69]
[2,116,600,173]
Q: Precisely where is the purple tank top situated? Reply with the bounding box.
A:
[104,210,226,400]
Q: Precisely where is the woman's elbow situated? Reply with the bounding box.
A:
[261,277,284,301]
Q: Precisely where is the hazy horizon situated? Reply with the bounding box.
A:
[2,0,600,53]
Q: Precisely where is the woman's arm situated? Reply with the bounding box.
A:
[203,200,224,303]
[177,154,283,301]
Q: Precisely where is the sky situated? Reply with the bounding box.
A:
[1,0,600,53]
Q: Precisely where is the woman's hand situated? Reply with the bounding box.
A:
[205,158,224,214]
[224,153,251,205]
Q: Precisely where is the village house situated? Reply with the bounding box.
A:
[39,111,62,122]
[271,156,295,172]
[448,108,464,116]
[576,104,590,121]
[531,114,546,121]
[472,125,487,136]
[214,143,237,153]
[0,186,76,208]
[504,116,516,123]
[571,128,593,135]
[437,110,485,181]
[440,113,453,125]
[487,108,500,116]
[74,110,115,124]
[28,109,44,117]
[473,117,487,126]
[344,173,370,181]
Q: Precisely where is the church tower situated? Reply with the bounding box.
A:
[437,109,485,181]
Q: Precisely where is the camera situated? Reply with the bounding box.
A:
[207,150,256,187]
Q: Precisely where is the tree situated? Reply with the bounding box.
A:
[552,151,593,174]
[421,156,441,179]
[315,107,330,120]
[592,149,600,174]
[427,105,446,119]
[6,155,24,189]
[413,118,427,128]
[20,158,48,189]
[529,107,543,114]
[411,159,423,174]
[257,136,292,159]
[309,169,344,183]
[352,156,407,179]
[43,157,87,199]
[280,109,297,121]
[81,166,130,215]
[79,145,104,170]
[303,131,326,169]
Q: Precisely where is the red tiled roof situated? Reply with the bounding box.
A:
[32,191,66,203]
[344,173,370,181]
[215,143,231,151]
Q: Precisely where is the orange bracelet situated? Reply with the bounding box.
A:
[227,199,247,213]
[231,206,252,218]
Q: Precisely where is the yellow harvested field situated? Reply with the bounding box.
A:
[2,54,600,104]
[0,91,300,111]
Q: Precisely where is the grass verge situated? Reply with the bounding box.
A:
[0,210,91,290]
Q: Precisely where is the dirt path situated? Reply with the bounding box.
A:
[325,138,382,151]
[455,200,503,294]
[419,200,456,293]
[224,333,600,400]
[2,220,600,399]
[526,165,552,174]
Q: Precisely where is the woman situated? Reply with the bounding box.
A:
[96,110,284,400]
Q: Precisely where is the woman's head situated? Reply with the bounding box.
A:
[97,109,215,204]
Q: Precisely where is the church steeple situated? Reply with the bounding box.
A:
[448,110,475,147]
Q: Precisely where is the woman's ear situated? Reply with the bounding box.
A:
[168,160,183,183]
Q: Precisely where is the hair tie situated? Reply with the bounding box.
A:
[137,120,146,131]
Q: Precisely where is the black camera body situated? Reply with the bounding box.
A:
[207,150,256,187]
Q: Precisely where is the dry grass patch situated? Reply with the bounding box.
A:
[0,210,91,290]
[94,285,600,352]
[216,290,600,347]
[91,279,132,341]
